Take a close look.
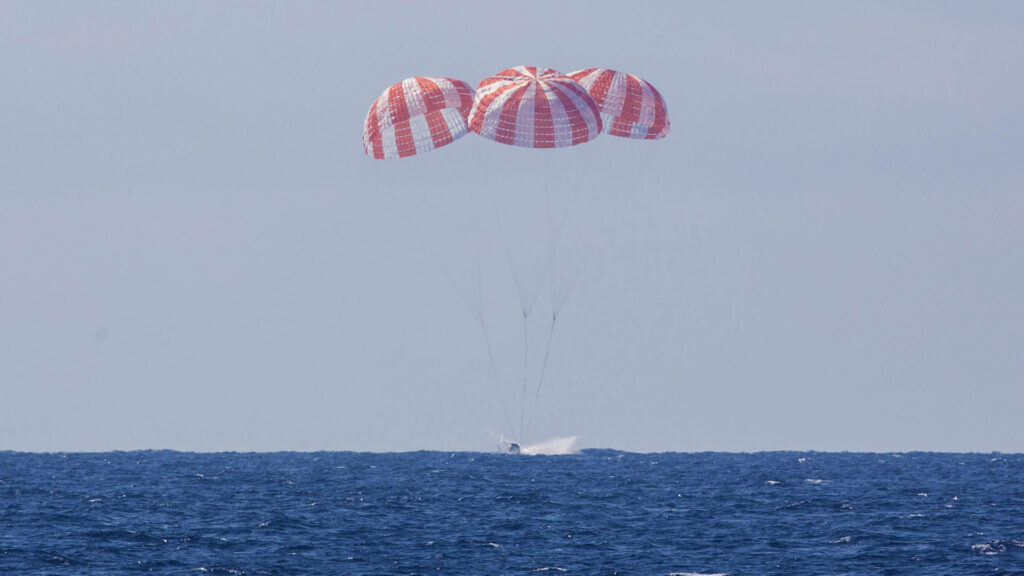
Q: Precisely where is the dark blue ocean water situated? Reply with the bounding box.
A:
[1,451,1022,575]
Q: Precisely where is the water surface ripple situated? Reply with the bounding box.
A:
[1,451,1021,574]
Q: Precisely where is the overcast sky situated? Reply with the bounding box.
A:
[2,1,1022,453]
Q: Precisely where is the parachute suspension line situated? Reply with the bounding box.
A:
[469,208,516,442]
[525,312,557,443]
[522,221,572,441]
[386,187,480,319]
[552,251,590,316]
[521,208,589,442]
[524,217,590,442]
[383,184,516,442]
[487,187,541,319]
[485,180,535,444]
[524,152,559,444]
[479,315,518,443]
[523,226,560,442]
[534,312,559,404]
[494,203,527,317]
[520,312,529,445]
[543,155,591,325]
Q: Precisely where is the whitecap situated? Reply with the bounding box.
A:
[830,536,852,544]
[765,480,780,485]
[536,568,567,572]
[973,543,999,555]
[486,542,501,548]
[667,573,727,576]
[973,540,1024,555]
[917,492,928,497]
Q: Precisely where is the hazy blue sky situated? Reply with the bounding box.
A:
[2,1,1022,453]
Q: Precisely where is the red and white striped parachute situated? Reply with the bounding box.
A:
[363,77,475,159]
[568,68,670,139]
[361,66,669,446]
[468,66,602,149]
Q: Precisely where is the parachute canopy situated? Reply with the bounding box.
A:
[469,66,602,149]
[363,76,475,159]
[568,68,670,139]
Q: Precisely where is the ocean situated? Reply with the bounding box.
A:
[1,450,1021,575]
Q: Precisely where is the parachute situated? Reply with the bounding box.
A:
[363,66,668,447]
[469,66,602,148]
[362,77,475,159]
[568,68,670,139]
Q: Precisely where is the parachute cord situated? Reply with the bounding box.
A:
[489,190,539,319]
[534,313,558,404]
[505,241,530,317]
[552,251,590,315]
[524,252,588,441]
[386,186,480,319]
[525,312,557,443]
[520,313,529,445]
[384,183,516,441]
[521,243,559,443]
[479,315,518,443]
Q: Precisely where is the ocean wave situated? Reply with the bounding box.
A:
[4,451,1023,574]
